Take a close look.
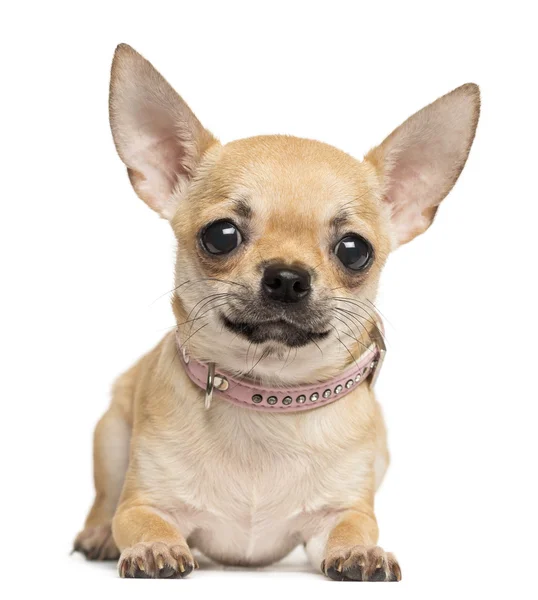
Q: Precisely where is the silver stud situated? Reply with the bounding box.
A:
[282,396,292,405]
[334,385,343,394]
[252,394,263,403]
[296,394,306,404]
[267,396,278,405]
[345,379,354,389]
[355,374,361,383]
[214,375,229,391]
[370,360,377,371]
[310,392,319,402]
[323,389,332,398]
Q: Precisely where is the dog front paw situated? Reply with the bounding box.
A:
[73,523,120,561]
[118,542,198,579]
[322,545,401,581]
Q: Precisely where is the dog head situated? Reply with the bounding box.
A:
[109,44,479,383]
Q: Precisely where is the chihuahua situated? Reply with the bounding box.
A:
[73,44,479,581]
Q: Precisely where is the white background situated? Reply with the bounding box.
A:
[1,1,537,598]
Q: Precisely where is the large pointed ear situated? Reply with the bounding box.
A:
[109,44,218,220]
[365,84,480,247]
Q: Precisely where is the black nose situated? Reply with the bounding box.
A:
[262,264,312,304]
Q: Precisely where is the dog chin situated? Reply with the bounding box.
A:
[221,315,330,348]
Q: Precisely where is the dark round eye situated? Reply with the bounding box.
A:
[334,235,372,271]
[201,221,242,255]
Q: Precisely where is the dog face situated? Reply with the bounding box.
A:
[109,45,479,377]
[171,136,390,350]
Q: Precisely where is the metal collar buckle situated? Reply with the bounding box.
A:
[204,363,229,410]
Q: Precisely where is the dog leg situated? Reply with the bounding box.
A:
[73,401,131,560]
[113,505,197,578]
[307,502,401,581]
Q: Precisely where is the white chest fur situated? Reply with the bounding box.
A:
[135,381,377,566]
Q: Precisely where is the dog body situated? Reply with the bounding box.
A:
[74,45,479,581]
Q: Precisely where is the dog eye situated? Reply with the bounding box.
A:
[201,221,242,255]
[334,235,372,271]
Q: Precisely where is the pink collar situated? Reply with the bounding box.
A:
[176,325,386,412]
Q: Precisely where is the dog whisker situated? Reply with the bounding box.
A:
[330,297,387,345]
[365,297,394,329]
[183,293,237,337]
[152,277,248,305]
[332,313,363,344]
[279,347,294,373]
[309,336,324,357]
[332,303,376,342]
[238,347,271,382]
[331,311,372,353]
[329,323,359,368]
[331,296,379,325]
[333,307,376,348]
[180,323,209,347]
[178,301,230,328]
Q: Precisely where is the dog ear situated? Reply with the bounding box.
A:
[365,84,480,247]
[109,44,217,219]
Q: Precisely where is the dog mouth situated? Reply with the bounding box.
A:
[221,315,330,348]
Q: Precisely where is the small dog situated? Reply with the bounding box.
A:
[74,44,479,581]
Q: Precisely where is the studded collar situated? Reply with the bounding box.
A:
[175,323,385,412]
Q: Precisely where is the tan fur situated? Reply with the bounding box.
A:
[74,45,479,581]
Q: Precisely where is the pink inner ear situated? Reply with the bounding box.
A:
[116,98,213,219]
[134,135,187,199]
[388,172,434,244]
[388,150,437,234]
[121,103,194,215]
[368,85,479,246]
[109,44,216,219]
[388,136,466,222]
